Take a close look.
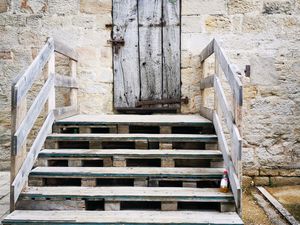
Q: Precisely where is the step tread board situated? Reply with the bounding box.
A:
[21,187,233,202]
[39,149,223,159]
[30,167,224,178]
[46,133,218,142]
[55,114,212,126]
[3,210,244,224]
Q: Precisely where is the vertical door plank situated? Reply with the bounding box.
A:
[163,0,180,103]
[139,0,163,101]
[113,0,140,108]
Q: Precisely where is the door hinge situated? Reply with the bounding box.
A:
[136,97,189,107]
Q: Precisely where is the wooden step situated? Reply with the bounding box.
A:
[30,167,224,180]
[20,187,233,202]
[55,114,212,127]
[2,210,244,224]
[46,133,218,143]
[39,149,223,159]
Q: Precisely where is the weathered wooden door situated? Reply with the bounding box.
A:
[113,0,180,111]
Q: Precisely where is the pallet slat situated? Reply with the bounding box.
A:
[3,210,244,224]
[46,133,218,142]
[39,149,223,159]
[55,114,212,126]
[21,187,234,202]
[30,167,224,179]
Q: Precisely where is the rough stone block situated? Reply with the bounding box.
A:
[242,176,254,188]
[48,0,79,15]
[181,16,203,33]
[270,176,300,186]
[0,0,8,13]
[263,0,294,15]
[228,0,262,14]
[182,0,226,15]
[250,56,278,85]
[254,176,270,186]
[205,15,231,33]
[0,50,13,60]
[80,0,111,14]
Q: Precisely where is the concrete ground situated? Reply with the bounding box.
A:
[0,172,9,222]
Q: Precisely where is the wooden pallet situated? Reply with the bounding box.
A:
[36,149,223,168]
[2,210,244,225]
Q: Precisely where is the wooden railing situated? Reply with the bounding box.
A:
[10,37,79,211]
[199,39,243,213]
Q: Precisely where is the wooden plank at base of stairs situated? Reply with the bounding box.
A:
[39,149,223,159]
[21,187,234,202]
[2,210,244,224]
[30,167,224,179]
[46,133,218,142]
[55,114,212,127]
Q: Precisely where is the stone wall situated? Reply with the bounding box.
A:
[0,0,299,185]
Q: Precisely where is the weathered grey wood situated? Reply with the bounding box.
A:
[70,60,78,111]
[199,39,214,62]
[14,38,54,104]
[13,74,55,155]
[200,75,215,90]
[199,106,213,121]
[213,40,243,106]
[231,124,242,177]
[2,210,244,224]
[55,114,212,127]
[113,0,140,108]
[55,74,79,88]
[162,0,181,104]
[257,187,299,225]
[214,76,234,132]
[139,0,163,102]
[47,52,56,112]
[40,149,222,159]
[16,199,85,211]
[54,105,78,120]
[10,73,27,211]
[213,112,241,212]
[22,187,233,202]
[54,38,78,62]
[11,111,55,204]
[46,133,218,143]
[30,167,224,179]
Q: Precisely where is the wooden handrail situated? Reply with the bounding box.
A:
[10,37,79,211]
[199,39,243,214]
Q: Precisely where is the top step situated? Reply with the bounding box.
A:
[55,114,212,127]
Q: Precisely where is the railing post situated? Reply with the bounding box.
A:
[10,86,27,211]
[47,52,56,112]
[70,60,78,111]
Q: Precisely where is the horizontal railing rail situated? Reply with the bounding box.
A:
[10,37,79,211]
[199,38,243,213]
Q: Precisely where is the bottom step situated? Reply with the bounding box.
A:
[3,210,243,225]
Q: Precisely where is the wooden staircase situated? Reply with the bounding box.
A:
[3,39,244,224]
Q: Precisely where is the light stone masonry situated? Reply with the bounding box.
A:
[0,0,299,186]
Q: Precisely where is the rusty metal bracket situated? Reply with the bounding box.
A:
[107,39,125,46]
[244,65,251,77]
[136,97,189,107]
